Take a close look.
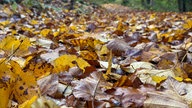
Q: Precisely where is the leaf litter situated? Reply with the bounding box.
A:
[0,1,192,108]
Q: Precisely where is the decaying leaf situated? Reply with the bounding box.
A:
[126,61,156,73]
[72,72,113,100]
[40,29,51,37]
[70,37,103,51]
[31,97,59,108]
[0,1,192,107]
[37,74,58,96]
[106,39,129,56]
[10,61,39,104]
[113,87,146,107]
[136,69,175,85]
[24,56,54,79]
[144,91,188,108]
[160,77,192,105]
[0,60,16,108]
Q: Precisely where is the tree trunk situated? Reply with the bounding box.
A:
[141,0,153,8]
[69,0,75,10]
[178,0,186,12]
[146,0,150,4]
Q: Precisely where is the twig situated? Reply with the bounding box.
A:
[0,40,23,65]
[92,73,102,108]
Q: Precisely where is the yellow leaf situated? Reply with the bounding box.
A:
[70,37,103,50]
[30,20,39,25]
[184,78,192,82]
[12,30,17,35]
[23,56,53,79]
[152,76,167,83]
[103,50,112,80]
[70,25,78,31]
[21,26,33,32]
[19,96,38,108]
[80,50,98,60]
[149,13,156,20]
[117,21,123,30]
[0,36,31,55]
[174,77,183,82]
[0,20,10,26]
[0,35,20,50]
[183,19,192,29]
[59,26,68,33]
[3,6,13,15]
[54,55,90,72]
[0,60,16,108]
[53,31,59,37]
[0,87,12,108]
[40,29,51,37]
[97,45,109,61]
[10,61,39,104]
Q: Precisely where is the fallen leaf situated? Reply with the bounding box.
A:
[106,39,129,56]
[31,97,59,108]
[0,35,31,55]
[54,55,90,72]
[72,72,113,100]
[24,56,54,79]
[10,61,39,104]
[18,96,37,108]
[0,60,16,108]
[144,91,188,108]
[113,87,146,107]
[160,77,192,105]
[37,74,58,96]
[40,29,51,37]
[136,69,175,85]
[80,50,98,60]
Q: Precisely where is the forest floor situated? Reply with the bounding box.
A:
[0,1,192,108]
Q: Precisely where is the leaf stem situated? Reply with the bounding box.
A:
[92,73,102,108]
[0,40,23,65]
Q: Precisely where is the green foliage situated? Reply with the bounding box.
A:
[88,0,192,12]
[21,0,42,9]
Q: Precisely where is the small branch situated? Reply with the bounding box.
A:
[0,40,23,65]
[92,73,102,108]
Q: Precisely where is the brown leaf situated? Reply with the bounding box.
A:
[159,77,192,105]
[160,77,190,96]
[113,74,143,88]
[59,67,82,84]
[113,87,146,107]
[144,91,188,108]
[71,72,113,101]
[37,74,58,96]
[106,39,129,56]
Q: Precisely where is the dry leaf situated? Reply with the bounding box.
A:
[24,56,54,79]
[72,72,112,100]
[37,74,58,96]
[0,35,31,55]
[113,87,146,107]
[31,97,59,108]
[54,55,90,72]
[10,61,39,104]
[144,91,188,108]
[160,77,192,105]
[106,39,129,56]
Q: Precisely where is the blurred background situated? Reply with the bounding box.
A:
[0,0,192,12]
[88,0,192,12]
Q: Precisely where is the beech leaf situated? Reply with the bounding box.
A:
[72,72,113,100]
